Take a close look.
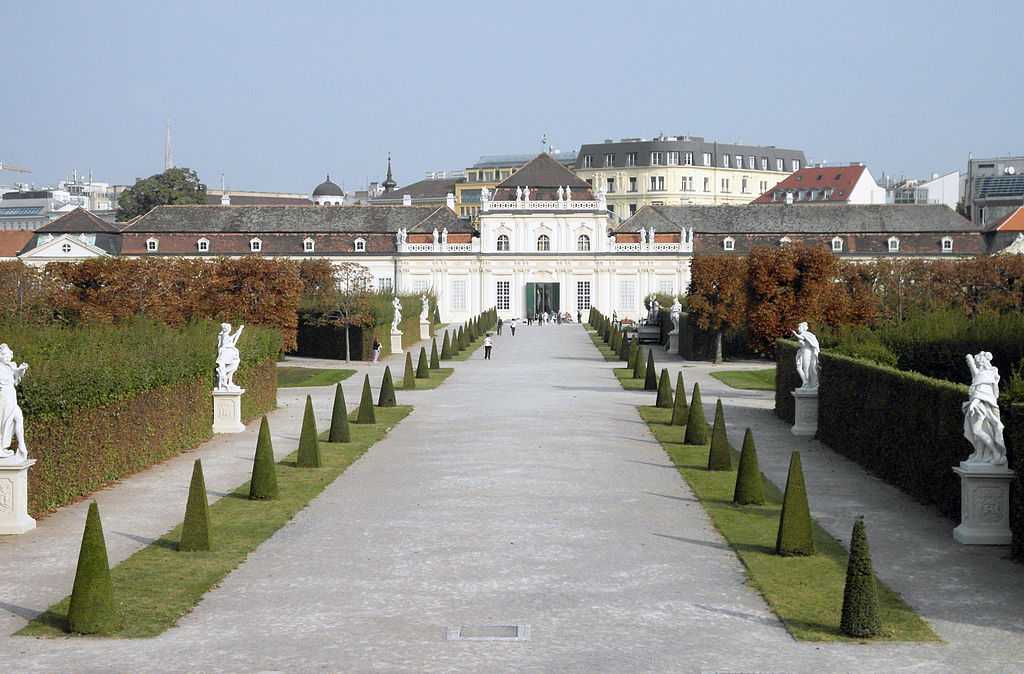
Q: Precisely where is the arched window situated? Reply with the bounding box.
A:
[354,237,366,252]
[722,237,735,251]
[250,238,262,252]
[537,234,550,251]
[303,237,315,253]
[496,234,510,251]
[146,238,159,252]
[197,238,210,252]
[831,236,843,252]
[577,234,591,251]
[888,236,900,253]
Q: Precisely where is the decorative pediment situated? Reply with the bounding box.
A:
[19,233,109,262]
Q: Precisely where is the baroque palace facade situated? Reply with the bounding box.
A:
[19,154,996,323]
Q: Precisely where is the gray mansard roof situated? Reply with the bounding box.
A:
[124,204,466,234]
[618,204,978,234]
[576,136,805,170]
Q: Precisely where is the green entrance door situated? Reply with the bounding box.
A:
[525,282,559,318]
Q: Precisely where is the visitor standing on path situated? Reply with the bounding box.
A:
[497,317,503,335]
[371,338,382,363]
[510,318,517,336]
[483,334,493,360]
[577,309,581,324]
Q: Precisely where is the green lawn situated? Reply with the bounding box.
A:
[613,367,649,391]
[637,405,938,642]
[710,368,776,391]
[585,327,623,362]
[395,367,453,390]
[276,366,355,388]
[20,406,413,639]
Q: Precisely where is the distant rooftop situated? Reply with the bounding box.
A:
[472,151,577,169]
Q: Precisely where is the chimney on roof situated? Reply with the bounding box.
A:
[402,194,412,207]
[446,192,455,211]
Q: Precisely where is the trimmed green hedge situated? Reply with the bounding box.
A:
[1003,403,1024,561]
[773,340,800,424]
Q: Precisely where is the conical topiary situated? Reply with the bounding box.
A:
[632,346,645,379]
[707,399,732,471]
[355,374,376,423]
[416,346,429,378]
[776,451,815,556]
[430,338,440,369]
[179,459,212,551]
[627,341,639,370]
[441,331,452,359]
[328,383,350,443]
[380,364,399,403]
[67,502,117,634]
[249,416,279,499]
[732,428,764,505]
[684,383,708,445]
[655,368,673,408]
[840,518,883,638]
[401,353,415,390]
[670,370,688,425]
[296,394,322,468]
[644,350,658,391]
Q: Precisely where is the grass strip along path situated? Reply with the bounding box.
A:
[20,406,412,639]
[585,326,620,361]
[710,368,776,391]
[396,367,453,390]
[277,366,355,388]
[637,406,937,642]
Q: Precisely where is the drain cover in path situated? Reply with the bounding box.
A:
[444,624,531,641]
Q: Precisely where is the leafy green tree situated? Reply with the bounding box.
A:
[840,518,882,637]
[355,374,376,423]
[776,451,814,556]
[296,395,322,467]
[684,383,708,444]
[116,167,207,221]
[655,368,673,408]
[670,371,688,425]
[67,502,118,634]
[328,383,350,443]
[707,399,732,470]
[179,459,212,551]
[732,428,764,505]
[249,416,279,499]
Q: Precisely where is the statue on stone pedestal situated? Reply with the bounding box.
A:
[639,228,647,245]
[215,323,244,392]
[420,294,430,322]
[791,322,820,391]
[391,296,403,332]
[669,297,683,334]
[432,228,439,246]
[523,186,530,203]
[565,186,572,202]
[963,351,1007,466]
[516,186,523,202]
[0,344,28,462]
[557,186,565,202]
[441,228,448,245]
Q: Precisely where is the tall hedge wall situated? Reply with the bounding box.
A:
[815,351,972,520]
[1002,403,1024,561]
[773,339,800,424]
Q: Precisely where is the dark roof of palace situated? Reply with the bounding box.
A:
[370,178,462,203]
[619,204,979,234]
[36,207,123,233]
[123,204,467,234]
[496,153,590,189]
[205,194,312,206]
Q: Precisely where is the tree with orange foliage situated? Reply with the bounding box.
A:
[687,255,748,363]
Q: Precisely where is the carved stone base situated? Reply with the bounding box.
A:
[667,332,679,354]
[953,463,1014,545]
[390,330,404,355]
[212,389,245,434]
[0,459,37,535]
[419,321,430,340]
[791,388,818,437]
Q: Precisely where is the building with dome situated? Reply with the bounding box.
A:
[311,175,345,206]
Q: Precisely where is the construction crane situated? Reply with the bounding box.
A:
[0,161,31,174]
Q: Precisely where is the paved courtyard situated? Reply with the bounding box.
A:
[0,324,1022,672]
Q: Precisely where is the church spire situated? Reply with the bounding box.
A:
[382,153,397,193]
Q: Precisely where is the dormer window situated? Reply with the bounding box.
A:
[354,237,366,252]
[888,236,900,253]
[723,237,735,251]
[146,238,158,252]
[303,237,315,253]
[831,236,844,252]
[942,236,954,253]
[197,238,210,252]
[250,238,262,253]
[779,236,792,246]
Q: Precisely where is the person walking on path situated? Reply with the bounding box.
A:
[483,334,493,360]
[497,317,503,335]
[576,309,582,324]
[510,318,517,336]
[371,338,382,363]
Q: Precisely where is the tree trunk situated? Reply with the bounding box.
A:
[714,330,723,364]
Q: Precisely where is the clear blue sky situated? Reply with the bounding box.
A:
[3,0,1022,194]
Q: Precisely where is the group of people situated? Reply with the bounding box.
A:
[525,311,578,326]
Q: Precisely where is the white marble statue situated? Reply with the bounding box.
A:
[441,227,448,245]
[516,186,523,202]
[391,296,403,332]
[432,228,439,246]
[962,352,1007,466]
[639,228,647,245]
[649,226,656,244]
[791,322,820,391]
[669,297,683,334]
[480,186,490,203]
[420,294,430,322]
[523,186,530,202]
[0,344,28,462]
[565,186,572,202]
[646,294,659,323]
[557,186,564,201]
[215,323,244,392]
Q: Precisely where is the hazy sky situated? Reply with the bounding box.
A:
[3,0,1022,194]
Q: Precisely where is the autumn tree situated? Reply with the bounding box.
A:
[686,255,748,363]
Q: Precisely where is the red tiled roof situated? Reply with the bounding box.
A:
[0,230,35,257]
[991,206,1024,232]
[752,165,866,204]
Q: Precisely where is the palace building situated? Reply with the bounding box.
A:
[18,153,996,323]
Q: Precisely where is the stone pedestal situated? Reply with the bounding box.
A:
[390,330,404,355]
[212,388,245,433]
[667,332,679,354]
[419,321,430,340]
[953,463,1014,545]
[0,459,37,535]
[791,388,818,437]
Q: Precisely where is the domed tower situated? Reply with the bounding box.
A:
[312,174,344,206]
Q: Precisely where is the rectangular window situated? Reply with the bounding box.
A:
[734,155,743,169]
[776,158,785,171]
[722,153,730,168]
[413,279,431,293]
[650,151,663,166]
[657,279,674,295]
[377,277,393,292]
[792,159,801,171]
[626,152,637,167]
[496,280,510,310]
[606,177,615,193]
[617,277,637,312]
[760,156,768,170]
[748,155,755,169]
[703,177,711,192]
[760,180,768,194]
[607,204,615,215]
[629,203,637,216]
[650,176,657,191]
[628,177,637,192]
[604,153,615,167]
[451,279,467,311]
[583,154,593,168]
[577,280,591,311]
[721,178,730,193]
[649,176,664,191]
[703,152,712,166]
[741,178,749,193]
[467,171,478,181]
[682,176,694,191]
[684,151,693,165]
[666,151,679,165]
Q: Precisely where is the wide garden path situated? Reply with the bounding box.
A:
[0,324,1014,671]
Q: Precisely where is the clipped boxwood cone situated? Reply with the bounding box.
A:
[655,368,673,408]
[644,350,658,390]
[632,346,645,379]
[776,451,815,556]
[683,382,708,444]
[328,383,350,443]
[402,353,416,390]
[441,331,452,359]
[67,502,118,634]
[430,338,440,369]
[379,365,398,404]
[354,374,376,424]
[296,395,322,468]
[416,346,429,378]
[627,341,639,370]
[670,370,688,425]
[707,399,732,471]
[179,459,212,551]
[250,416,279,499]
[733,428,765,505]
[840,518,883,638]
